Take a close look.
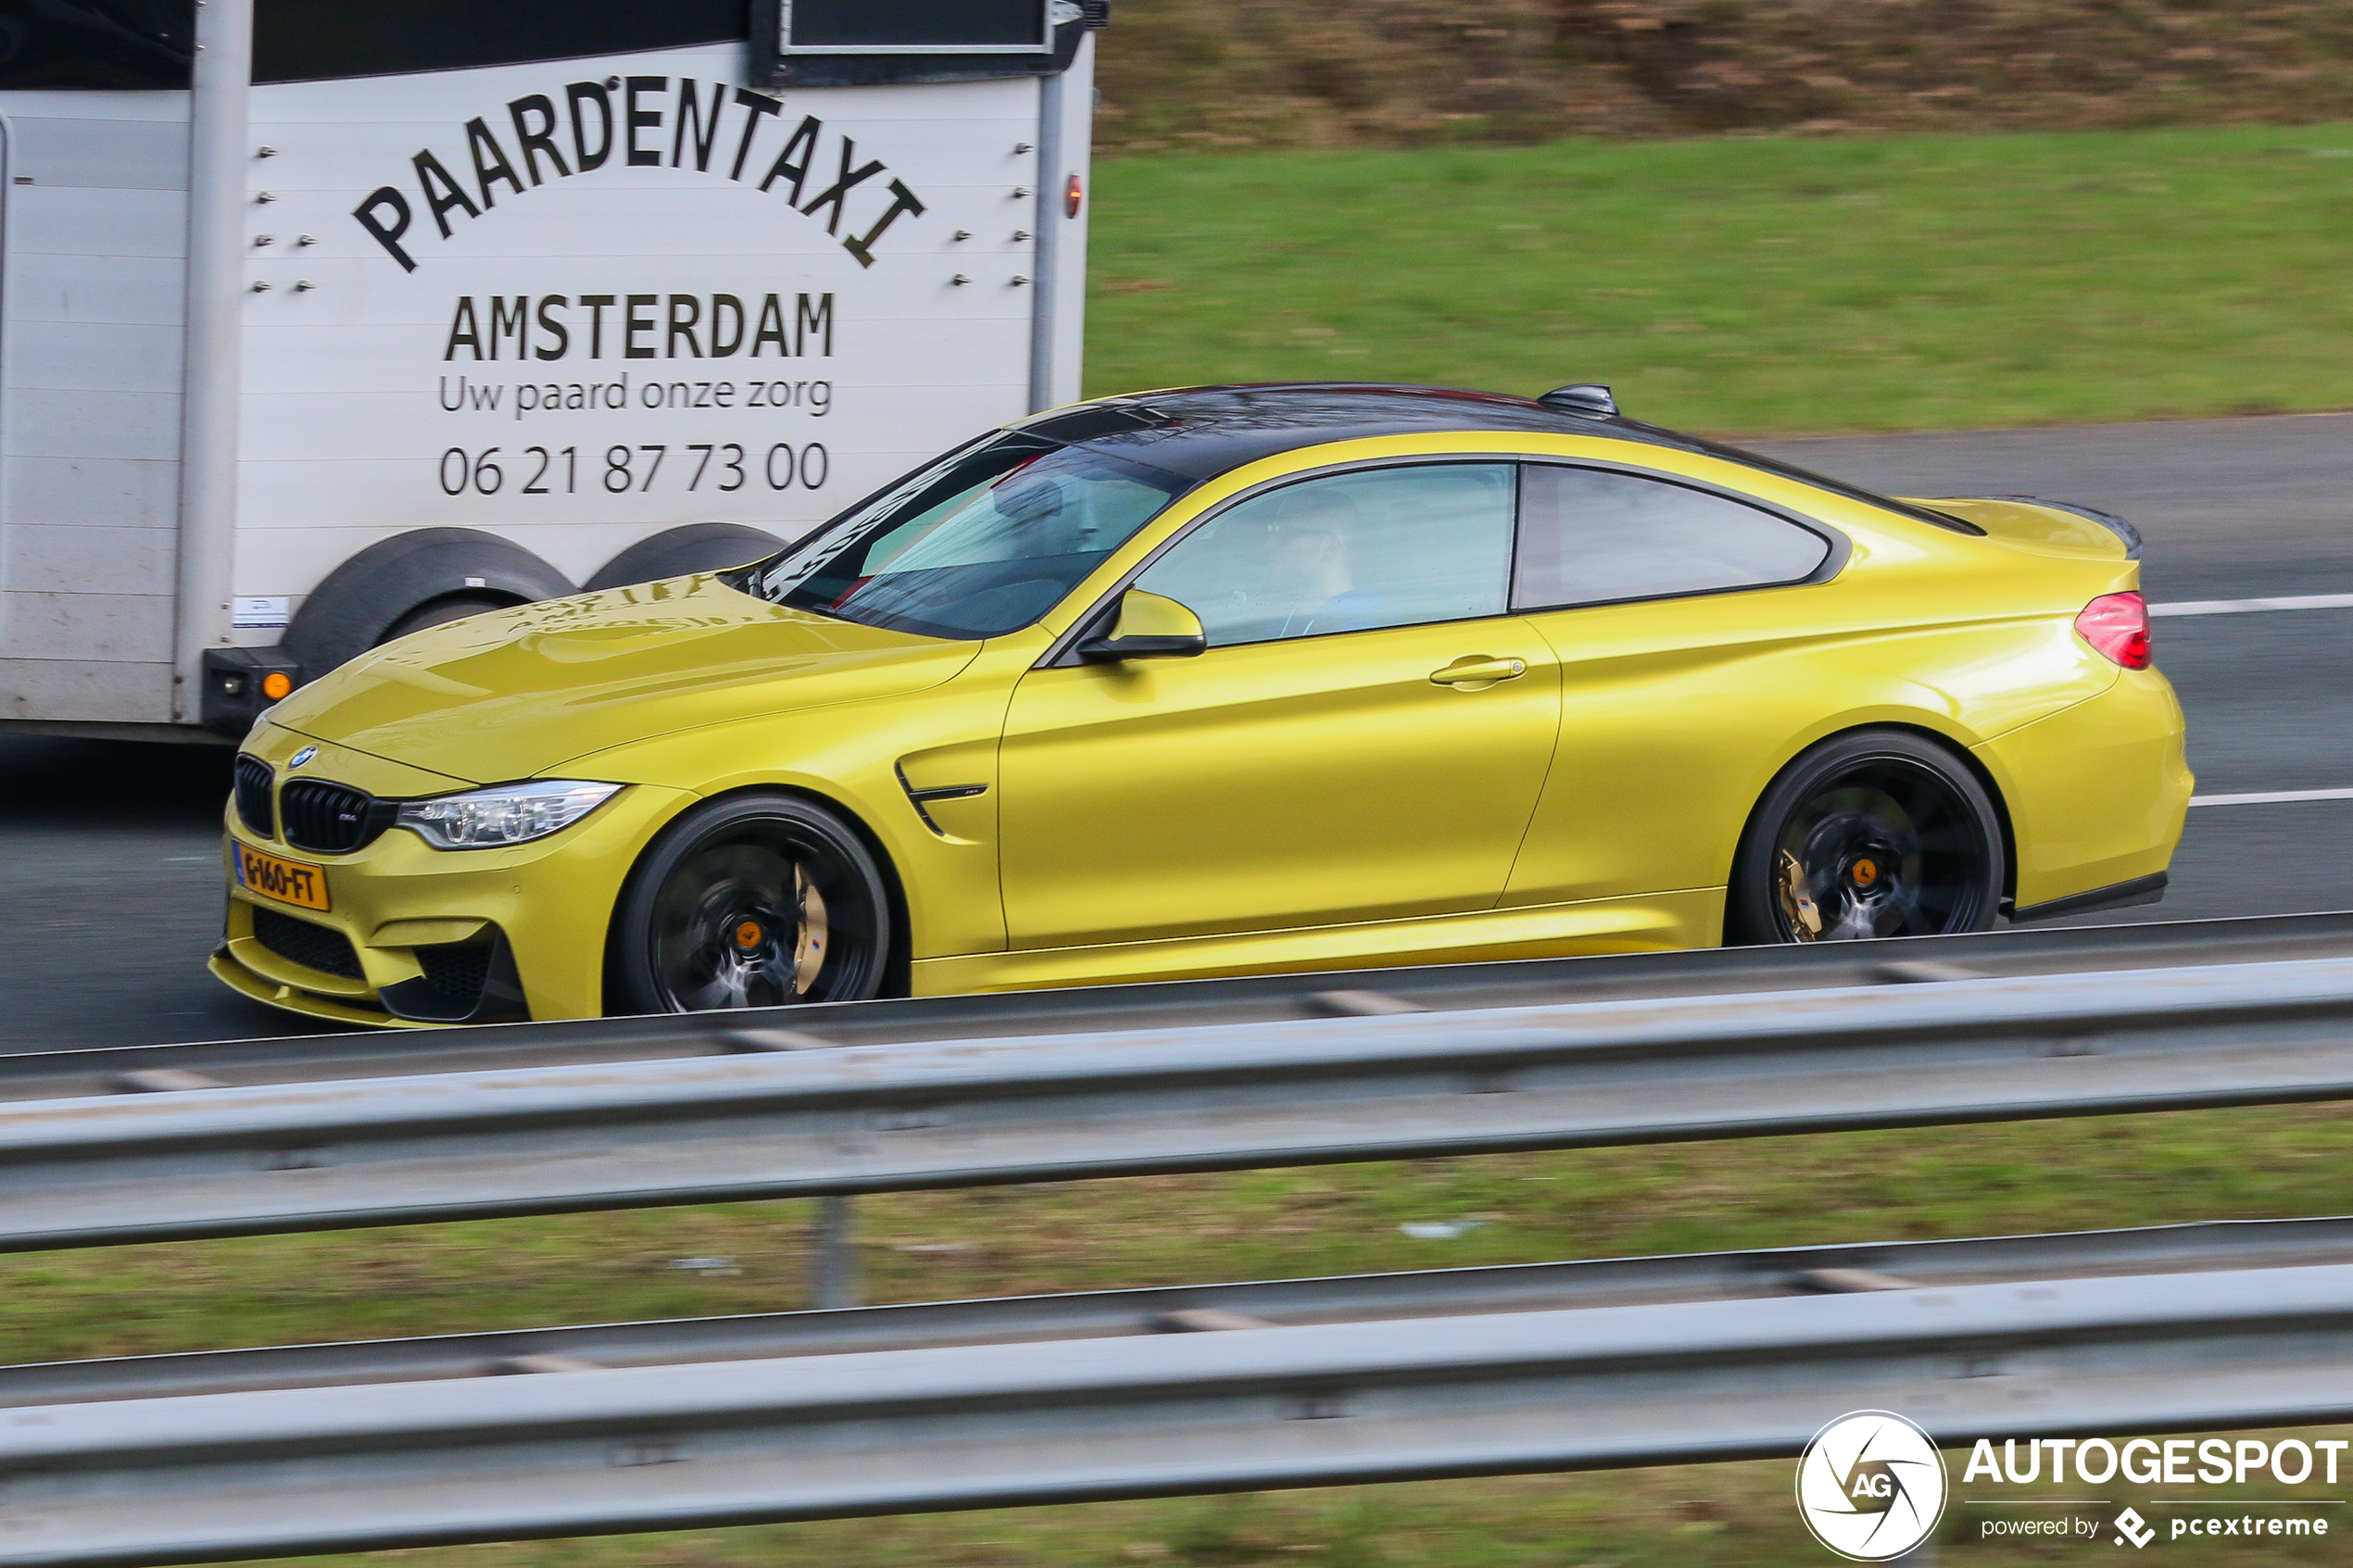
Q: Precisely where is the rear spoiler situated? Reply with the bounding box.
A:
[1986,495,2144,559]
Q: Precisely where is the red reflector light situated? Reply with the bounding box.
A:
[2074,591,2151,670]
[1065,173,1084,219]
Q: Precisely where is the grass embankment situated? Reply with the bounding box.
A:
[1085,123,2353,433]
[1091,0,2353,151]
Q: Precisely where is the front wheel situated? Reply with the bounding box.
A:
[1725,730,2006,946]
[609,793,892,1014]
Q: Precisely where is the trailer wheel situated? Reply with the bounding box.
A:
[584,522,786,593]
[282,528,575,676]
[382,594,517,641]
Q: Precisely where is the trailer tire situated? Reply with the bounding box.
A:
[382,594,516,641]
[583,523,786,593]
[282,529,575,676]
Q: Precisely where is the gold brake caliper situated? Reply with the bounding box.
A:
[791,862,830,996]
[1777,849,1824,941]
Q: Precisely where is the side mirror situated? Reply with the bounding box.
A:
[1076,589,1207,662]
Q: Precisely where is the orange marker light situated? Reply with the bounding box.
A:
[260,671,294,701]
[1064,173,1083,219]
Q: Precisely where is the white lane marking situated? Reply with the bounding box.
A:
[2152,594,2353,617]
[2190,788,2353,808]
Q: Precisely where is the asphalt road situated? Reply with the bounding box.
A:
[1758,410,2353,605]
[3,413,2347,1052]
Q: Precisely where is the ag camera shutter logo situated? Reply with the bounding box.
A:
[1795,1411,1948,1561]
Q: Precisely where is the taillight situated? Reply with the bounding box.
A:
[2075,591,2151,670]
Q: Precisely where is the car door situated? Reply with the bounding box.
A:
[998,461,1562,949]
[1498,461,1844,910]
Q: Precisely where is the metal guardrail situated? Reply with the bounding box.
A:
[9,909,2353,1100]
[12,929,2353,1564]
[7,952,2353,1251]
[6,1213,2351,1409]
[9,1255,2353,1565]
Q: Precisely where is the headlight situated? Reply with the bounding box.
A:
[396,780,623,850]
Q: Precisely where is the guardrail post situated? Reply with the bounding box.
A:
[814,1194,860,1309]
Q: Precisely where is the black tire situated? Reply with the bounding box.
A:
[583,522,785,593]
[283,527,573,674]
[381,594,516,642]
[609,793,891,1015]
[1725,729,2006,946]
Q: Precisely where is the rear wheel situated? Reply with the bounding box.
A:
[1725,730,2005,946]
[609,794,891,1014]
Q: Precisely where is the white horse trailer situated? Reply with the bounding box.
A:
[0,0,1102,739]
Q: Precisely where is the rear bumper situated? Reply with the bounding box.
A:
[1974,667,2192,912]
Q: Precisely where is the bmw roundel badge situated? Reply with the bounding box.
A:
[289,746,318,769]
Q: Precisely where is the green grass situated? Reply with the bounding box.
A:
[24,1107,2353,1365]
[186,1463,2353,1568]
[1084,124,2353,433]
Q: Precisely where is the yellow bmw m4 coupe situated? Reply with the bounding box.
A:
[215,383,2189,1027]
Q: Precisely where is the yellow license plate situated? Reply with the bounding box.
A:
[234,843,331,911]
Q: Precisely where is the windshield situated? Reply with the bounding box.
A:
[732,435,1194,640]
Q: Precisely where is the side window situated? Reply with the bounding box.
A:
[1513,465,1832,611]
[1136,464,1515,647]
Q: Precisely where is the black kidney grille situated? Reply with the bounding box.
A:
[233,755,275,838]
[251,907,364,981]
[280,778,386,855]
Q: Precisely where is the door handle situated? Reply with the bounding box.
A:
[1428,656,1528,688]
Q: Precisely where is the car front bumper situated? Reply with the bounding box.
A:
[213,782,695,1028]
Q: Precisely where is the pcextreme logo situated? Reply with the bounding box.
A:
[1962,1434,2342,1548]
[1796,1411,1949,1561]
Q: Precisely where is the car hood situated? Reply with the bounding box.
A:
[265,574,979,784]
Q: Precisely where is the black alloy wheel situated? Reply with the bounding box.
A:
[1725,730,2006,946]
[609,793,892,1015]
